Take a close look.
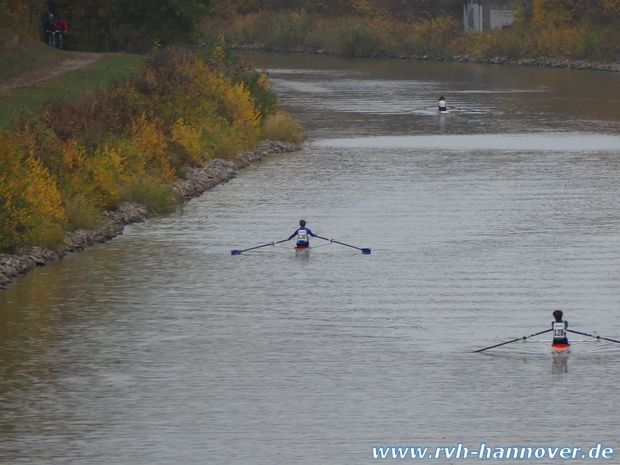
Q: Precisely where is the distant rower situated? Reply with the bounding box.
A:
[551,310,569,346]
[438,96,447,112]
[288,219,317,249]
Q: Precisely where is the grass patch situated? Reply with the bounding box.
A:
[0,40,68,81]
[262,110,305,144]
[121,177,178,214]
[0,53,147,129]
[63,194,104,230]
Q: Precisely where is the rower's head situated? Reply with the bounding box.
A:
[299,219,306,227]
[552,310,563,321]
[439,96,445,100]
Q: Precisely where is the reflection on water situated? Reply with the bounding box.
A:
[552,354,569,375]
[316,133,620,151]
[2,52,620,464]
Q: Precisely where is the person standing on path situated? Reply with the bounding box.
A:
[55,15,69,49]
[44,13,56,47]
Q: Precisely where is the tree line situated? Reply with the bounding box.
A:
[210,0,462,21]
[1,0,211,52]
[524,0,620,25]
[2,0,620,57]
[210,0,620,24]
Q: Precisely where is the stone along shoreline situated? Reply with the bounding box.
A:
[233,44,620,73]
[0,140,299,290]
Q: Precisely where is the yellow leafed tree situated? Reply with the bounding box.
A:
[0,136,67,250]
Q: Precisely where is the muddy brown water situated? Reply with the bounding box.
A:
[2,52,620,464]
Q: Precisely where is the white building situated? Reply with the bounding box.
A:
[464,0,519,33]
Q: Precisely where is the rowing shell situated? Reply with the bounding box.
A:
[295,245,310,252]
[552,343,570,353]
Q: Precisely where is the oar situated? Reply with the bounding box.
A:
[448,106,486,113]
[473,329,552,353]
[316,235,371,254]
[567,335,599,347]
[567,329,620,344]
[231,239,289,255]
[404,106,429,113]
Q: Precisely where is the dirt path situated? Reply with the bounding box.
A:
[0,52,103,93]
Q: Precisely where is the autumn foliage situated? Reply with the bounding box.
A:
[0,46,300,253]
[1,0,210,52]
[204,0,620,63]
[209,0,462,21]
[204,11,462,59]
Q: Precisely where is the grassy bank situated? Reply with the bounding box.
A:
[0,53,146,128]
[0,45,303,254]
[0,40,67,81]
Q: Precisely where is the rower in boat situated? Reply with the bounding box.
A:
[288,219,317,250]
[551,310,570,352]
[475,312,620,353]
[438,96,447,113]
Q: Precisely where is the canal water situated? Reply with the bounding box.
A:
[2,53,620,464]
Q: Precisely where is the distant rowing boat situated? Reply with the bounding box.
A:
[404,106,486,115]
[475,328,620,354]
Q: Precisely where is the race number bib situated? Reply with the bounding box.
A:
[298,230,308,242]
[553,322,566,338]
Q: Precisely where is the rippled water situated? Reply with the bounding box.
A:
[2,53,620,464]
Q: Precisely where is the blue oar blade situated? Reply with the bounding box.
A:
[231,250,242,255]
[361,248,371,254]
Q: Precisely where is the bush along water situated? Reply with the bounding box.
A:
[204,12,462,60]
[203,7,620,65]
[0,44,303,258]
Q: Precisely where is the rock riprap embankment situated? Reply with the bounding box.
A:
[0,140,299,289]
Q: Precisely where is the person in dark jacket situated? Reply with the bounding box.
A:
[288,219,317,249]
[551,310,569,346]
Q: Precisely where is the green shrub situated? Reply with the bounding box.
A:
[262,110,305,144]
[121,177,177,214]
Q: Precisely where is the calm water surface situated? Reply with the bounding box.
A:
[2,53,620,464]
